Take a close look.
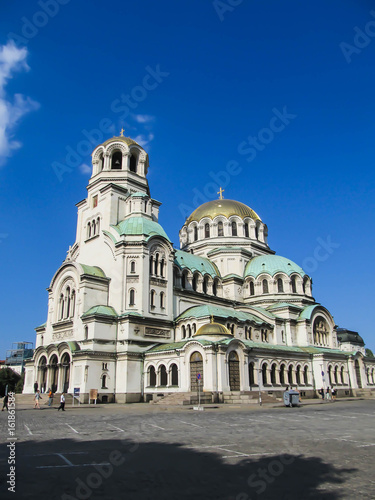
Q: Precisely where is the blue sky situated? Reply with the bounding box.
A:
[0,0,374,359]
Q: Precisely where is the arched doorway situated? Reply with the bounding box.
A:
[38,356,47,393]
[355,360,362,388]
[190,352,203,392]
[228,351,240,391]
[171,364,178,386]
[50,355,59,393]
[160,365,167,386]
[149,366,156,387]
[249,362,255,388]
[61,353,71,393]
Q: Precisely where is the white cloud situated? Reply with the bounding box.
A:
[134,133,155,147]
[0,41,39,166]
[79,163,92,175]
[131,113,155,124]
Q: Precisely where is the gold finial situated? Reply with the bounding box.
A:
[217,187,224,200]
[120,128,125,137]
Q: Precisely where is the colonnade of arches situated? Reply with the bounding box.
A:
[245,274,311,298]
[174,267,221,297]
[147,363,179,387]
[58,286,76,321]
[250,361,312,388]
[37,352,71,393]
[183,217,266,244]
[93,147,142,175]
[327,364,348,386]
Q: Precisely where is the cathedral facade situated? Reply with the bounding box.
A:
[24,135,375,403]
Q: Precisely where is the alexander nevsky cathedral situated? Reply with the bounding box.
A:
[24,134,375,403]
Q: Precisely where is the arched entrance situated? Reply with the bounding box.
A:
[61,353,71,393]
[190,351,203,391]
[50,355,59,393]
[38,356,47,392]
[355,360,362,388]
[228,351,240,391]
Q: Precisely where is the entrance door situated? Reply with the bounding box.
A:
[229,351,240,391]
[355,360,362,388]
[190,352,203,392]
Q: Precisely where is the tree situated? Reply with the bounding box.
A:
[365,348,374,358]
[0,368,21,396]
[15,372,25,394]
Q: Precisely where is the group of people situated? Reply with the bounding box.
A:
[319,386,337,401]
[33,382,66,411]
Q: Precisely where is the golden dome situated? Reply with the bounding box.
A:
[194,322,232,337]
[185,199,261,224]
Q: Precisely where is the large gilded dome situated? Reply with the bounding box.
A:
[186,199,261,224]
[194,322,232,337]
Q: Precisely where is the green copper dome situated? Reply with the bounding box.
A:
[112,216,171,241]
[244,255,306,278]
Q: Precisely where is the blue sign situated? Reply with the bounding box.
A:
[197,373,201,380]
[321,371,324,376]
[74,388,80,397]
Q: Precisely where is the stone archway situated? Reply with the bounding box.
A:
[355,359,362,388]
[61,353,71,393]
[228,351,240,391]
[190,351,203,392]
[49,355,59,393]
[38,356,47,392]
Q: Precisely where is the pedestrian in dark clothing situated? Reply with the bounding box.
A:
[2,394,8,411]
[34,381,38,394]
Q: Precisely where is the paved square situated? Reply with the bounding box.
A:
[1,399,374,499]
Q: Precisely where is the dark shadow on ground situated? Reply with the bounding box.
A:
[0,438,357,500]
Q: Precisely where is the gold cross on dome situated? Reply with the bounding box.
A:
[217,187,224,200]
[120,128,125,137]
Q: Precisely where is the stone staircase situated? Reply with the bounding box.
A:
[151,392,213,406]
[15,393,73,406]
[353,388,375,398]
[222,391,281,404]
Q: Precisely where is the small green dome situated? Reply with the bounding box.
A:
[244,255,306,278]
[112,216,170,241]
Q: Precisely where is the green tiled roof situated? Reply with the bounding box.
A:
[222,273,242,280]
[36,322,46,329]
[244,306,277,319]
[298,304,320,320]
[80,264,107,278]
[102,230,118,244]
[67,341,80,352]
[130,191,149,197]
[112,216,171,242]
[267,302,303,311]
[174,250,220,278]
[82,305,118,318]
[147,338,214,353]
[244,255,306,279]
[176,304,269,325]
[300,346,351,356]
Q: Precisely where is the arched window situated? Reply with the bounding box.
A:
[160,292,165,309]
[187,325,191,338]
[288,365,293,385]
[249,363,255,386]
[231,221,237,236]
[99,153,104,171]
[255,224,259,240]
[129,289,135,306]
[96,217,100,234]
[150,290,155,308]
[334,366,338,385]
[262,279,269,294]
[181,272,186,289]
[129,154,137,173]
[280,364,285,385]
[149,256,153,275]
[205,223,210,238]
[182,325,186,339]
[160,365,167,386]
[262,364,267,385]
[291,277,297,293]
[65,287,71,318]
[203,276,209,294]
[213,280,217,296]
[84,325,88,340]
[111,150,122,169]
[171,364,178,386]
[130,261,136,273]
[160,259,165,278]
[194,226,198,241]
[154,254,159,276]
[340,366,345,384]
[92,220,96,236]
[296,366,301,385]
[87,222,91,239]
[304,366,309,385]
[250,281,255,296]
[149,366,156,387]
[328,366,332,386]
[218,221,224,236]
[70,290,76,317]
[192,275,198,292]
[244,222,249,237]
[59,294,65,320]
[277,278,284,293]
[192,324,196,334]
[271,364,276,384]
[101,375,107,389]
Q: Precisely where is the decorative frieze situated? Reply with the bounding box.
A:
[52,330,73,341]
[144,327,171,338]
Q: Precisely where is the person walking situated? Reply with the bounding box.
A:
[319,387,325,400]
[2,394,8,411]
[34,390,42,409]
[34,381,38,394]
[47,388,54,407]
[57,393,65,411]
[326,387,331,401]
[331,387,337,401]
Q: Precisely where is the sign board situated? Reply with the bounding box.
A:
[74,388,80,397]
[321,371,324,376]
[197,373,201,380]
[89,389,98,400]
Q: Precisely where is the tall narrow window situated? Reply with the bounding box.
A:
[160,292,165,309]
[129,154,137,172]
[203,277,207,294]
[150,290,155,308]
[101,375,107,389]
[255,224,259,240]
[59,294,64,320]
[154,254,159,276]
[194,226,198,241]
[66,287,71,318]
[205,223,210,238]
[231,221,237,236]
[92,195,98,208]
[213,280,217,296]
[87,222,91,239]
[291,277,297,293]
[130,261,136,273]
[262,279,269,294]
[277,278,284,293]
[70,290,76,317]
[149,256,153,275]
[129,289,135,306]
[182,325,186,339]
[218,221,224,236]
[84,325,88,340]
[181,273,186,289]
[111,151,122,169]
[244,223,249,237]
[192,275,197,291]
[250,281,255,296]
[92,220,96,236]
[160,259,165,278]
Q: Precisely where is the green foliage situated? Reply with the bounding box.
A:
[15,372,25,394]
[365,348,374,358]
[0,368,21,396]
